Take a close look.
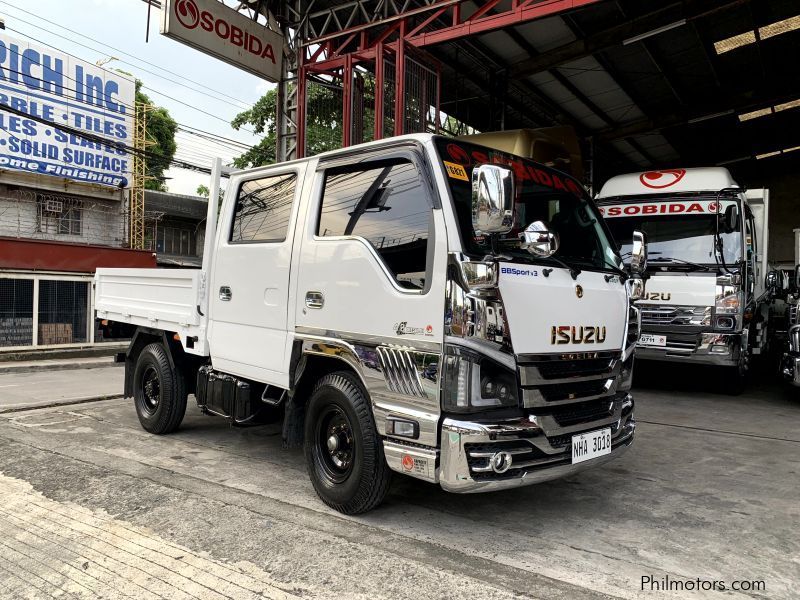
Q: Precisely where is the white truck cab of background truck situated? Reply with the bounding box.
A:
[95,134,638,514]
[596,168,769,390]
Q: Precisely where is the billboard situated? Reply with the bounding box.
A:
[0,32,135,188]
[161,0,282,82]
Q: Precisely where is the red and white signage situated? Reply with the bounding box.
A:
[161,0,282,81]
[639,169,686,189]
[598,200,735,218]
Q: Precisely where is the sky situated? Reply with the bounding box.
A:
[0,0,274,195]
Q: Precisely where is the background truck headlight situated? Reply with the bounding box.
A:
[715,285,741,315]
[442,345,518,412]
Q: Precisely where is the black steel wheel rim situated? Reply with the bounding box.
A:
[140,366,161,415]
[316,405,355,484]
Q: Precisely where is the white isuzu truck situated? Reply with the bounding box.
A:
[596,168,770,392]
[95,134,643,514]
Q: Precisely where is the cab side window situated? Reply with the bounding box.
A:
[318,160,432,290]
[230,173,297,243]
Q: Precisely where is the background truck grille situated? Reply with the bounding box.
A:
[641,305,710,327]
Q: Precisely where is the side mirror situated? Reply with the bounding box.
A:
[627,277,645,301]
[721,204,739,233]
[472,164,515,235]
[765,270,782,294]
[460,261,498,291]
[520,221,560,257]
[630,230,648,276]
[794,265,800,293]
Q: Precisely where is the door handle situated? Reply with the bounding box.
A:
[305,291,324,309]
[219,286,232,301]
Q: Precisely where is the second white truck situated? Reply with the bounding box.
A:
[95,134,643,513]
[596,168,770,392]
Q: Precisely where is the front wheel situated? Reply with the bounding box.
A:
[304,371,391,514]
[133,342,187,434]
[723,355,748,396]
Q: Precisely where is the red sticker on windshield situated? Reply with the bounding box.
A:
[640,170,686,189]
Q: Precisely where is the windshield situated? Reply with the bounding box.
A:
[601,198,743,266]
[435,139,621,272]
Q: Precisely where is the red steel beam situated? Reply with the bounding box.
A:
[407,0,602,46]
[304,0,602,50]
[394,32,406,136]
[374,42,385,140]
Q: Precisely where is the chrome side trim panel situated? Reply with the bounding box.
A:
[296,325,441,353]
[295,329,442,447]
[376,346,426,398]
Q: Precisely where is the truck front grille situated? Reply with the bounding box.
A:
[548,400,614,427]
[518,352,619,408]
[641,305,710,327]
[538,379,611,402]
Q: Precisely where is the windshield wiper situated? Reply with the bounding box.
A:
[543,256,581,281]
[649,255,711,272]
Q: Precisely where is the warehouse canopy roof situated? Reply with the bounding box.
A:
[293,0,800,184]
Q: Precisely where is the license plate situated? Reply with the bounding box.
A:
[638,333,667,347]
[571,427,612,464]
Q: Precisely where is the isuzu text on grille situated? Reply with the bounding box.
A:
[551,325,608,345]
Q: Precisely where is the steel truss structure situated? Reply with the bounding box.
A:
[275,0,601,161]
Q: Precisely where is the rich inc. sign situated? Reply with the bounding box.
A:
[0,33,134,188]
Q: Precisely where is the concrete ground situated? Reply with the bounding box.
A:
[0,363,797,599]
[0,365,122,412]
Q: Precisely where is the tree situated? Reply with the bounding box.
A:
[135,80,177,191]
[231,80,354,168]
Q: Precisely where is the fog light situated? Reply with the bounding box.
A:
[386,418,419,439]
[490,451,513,474]
[710,344,729,354]
[716,316,735,329]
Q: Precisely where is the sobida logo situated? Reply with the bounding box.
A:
[173,0,277,64]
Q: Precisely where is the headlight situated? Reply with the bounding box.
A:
[715,285,741,314]
[442,345,518,412]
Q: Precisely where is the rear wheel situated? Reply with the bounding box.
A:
[133,342,187,434]
[304,371,391,514]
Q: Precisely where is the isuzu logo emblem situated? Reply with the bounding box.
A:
[575,285,584,299]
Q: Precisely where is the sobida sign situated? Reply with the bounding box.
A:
[161,0,283,81]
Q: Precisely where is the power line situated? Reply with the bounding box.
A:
[0,0,254,110]
[0,58,253,158]
[2,24,257,134]
[0,102,224,177]
[0,63,249,163]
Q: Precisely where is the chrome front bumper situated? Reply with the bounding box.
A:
[437,394,635,493]
[636,332,743,367]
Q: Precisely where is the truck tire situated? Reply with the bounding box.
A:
[723,363,748,396]
[133,342,187,434]
[304,371,391,514]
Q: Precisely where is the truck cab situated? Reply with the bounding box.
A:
[96,134,639,514]
[596,168,770,392]
[768,266,800,388]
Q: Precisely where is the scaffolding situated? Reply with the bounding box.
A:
[130,101,152,250]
